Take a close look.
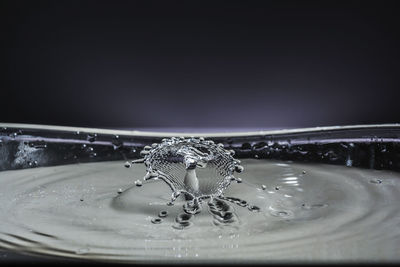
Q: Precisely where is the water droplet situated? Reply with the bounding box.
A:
[261,184,267,190]
[275,186,280,190]
[237,200,247,207]
[75,247,89,255]
[124,161,131,168]
[302,170,306,174]
[151,218,163,224]
[235,165,244,173]
[176,213,192,223]
[87,133,97,142]
[135,180,143,187]
[270,210,291,217]
[248,205,261,212]
[236,177,242,183]
[158,210,168,218]
[301,203,328,210]
[370,179,382,184]
[28,160,38,167]
[112,136,123,150]
[117,188,123,194]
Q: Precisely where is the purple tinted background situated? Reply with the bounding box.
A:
[1,0,399,130]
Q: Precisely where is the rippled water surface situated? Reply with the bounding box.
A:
[1,159,400,262]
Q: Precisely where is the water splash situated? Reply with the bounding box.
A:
[132,137,243,205]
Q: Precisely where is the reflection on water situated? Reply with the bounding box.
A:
[0,159,400,262]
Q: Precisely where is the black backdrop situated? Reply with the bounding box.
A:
[1,0,399,130]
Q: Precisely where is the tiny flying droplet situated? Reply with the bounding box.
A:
[135,180,143,187]
[124,161,131,168]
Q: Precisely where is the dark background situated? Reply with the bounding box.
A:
[1,0,399,130]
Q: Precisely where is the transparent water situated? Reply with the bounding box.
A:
[1,159,400,262]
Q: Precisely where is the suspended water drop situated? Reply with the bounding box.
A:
[124,162,131,168]
[134,180,143,187]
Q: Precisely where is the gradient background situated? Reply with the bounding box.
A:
[1,0,399,131]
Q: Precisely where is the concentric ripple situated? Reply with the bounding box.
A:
[0,160,400,262]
